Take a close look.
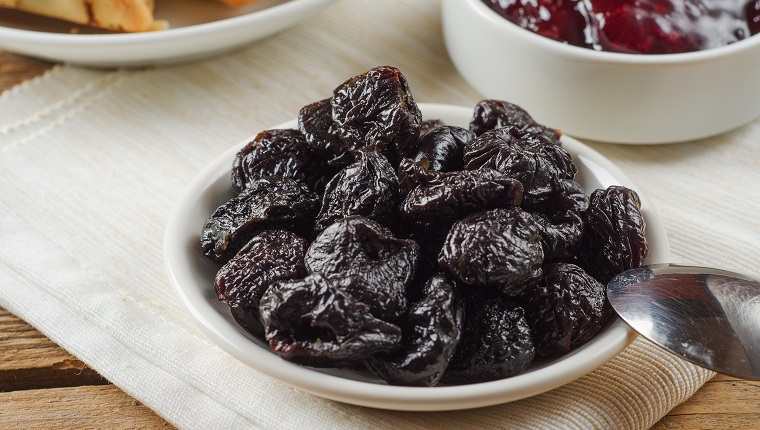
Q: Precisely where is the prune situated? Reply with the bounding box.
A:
[469,99,561,144]
[413,126,475,172]
[259,274,402,367]
[200,176,319,263]
[525,263,606,356]
[580,186,648,284]
[231,129,331,194]
[298,98,354,169]
[443,297,535,384]
[438,208,543,296]
[528,209,583,263]
[560,179,590,213]
[332,66,422,165]
[214,230,307,337]
[367,273,463,386]
[401,168,523,224]
[464,126,577,205]
[314,150,400,231]
[305,216,419,321]
[419,119,446,137]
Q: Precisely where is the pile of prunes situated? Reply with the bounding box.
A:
[200,66,648,386]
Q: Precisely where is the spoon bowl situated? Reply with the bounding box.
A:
[607,264,760,380]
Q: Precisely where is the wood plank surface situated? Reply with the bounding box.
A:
[2,49,760,429]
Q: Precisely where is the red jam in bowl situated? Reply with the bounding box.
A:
[483,0,760,54]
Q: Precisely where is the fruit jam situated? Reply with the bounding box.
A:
[483,0,760,54]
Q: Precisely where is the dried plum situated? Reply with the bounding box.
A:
[200,176,319,263]
[525,263,606,356]
[443,297,535,384]
[438,208,543,296]
[298,98,354,169]
[419,119,446,137]
[580,186,648,284]
[332,66,422,165]
[315,150,400,231]
[400,168,523,225]
[259,274,402,367]
[367,273,463,386]
[464,126,577,205]
[469,99,561,144]
[528,209,583,263]
[231,129,331,194]
[413,126,475,172]
[214,230,307,337]
[305,216,419,321]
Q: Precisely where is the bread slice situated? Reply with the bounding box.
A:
[0,0,162,32]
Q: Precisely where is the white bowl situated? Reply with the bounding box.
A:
[442,0,760,144]
[164,103,669,411]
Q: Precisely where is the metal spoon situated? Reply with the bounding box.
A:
[606,263,760,380]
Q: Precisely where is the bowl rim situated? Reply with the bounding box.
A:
[461,0,760,64]
[163,103,668,411]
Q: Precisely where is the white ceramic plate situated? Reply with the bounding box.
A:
[164,103,670,411]
[0,0,335,66]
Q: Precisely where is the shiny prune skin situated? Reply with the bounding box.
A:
[419,119,446,137]
[200,176,319,263]
[367,273,464,386]
[469,100,561,144]
[413,126,475,172]
[443,297,535,384]
[438,208,543,296]
[525,263,607,357]
[314,150,400,231]
[231,129,331,194]
[259,273,402,367]
[305,216,419,321]
[580,186,648,284]
[214,230,307,338]
[528,209,584,263]
[400,167,523,234]
[464,126,577,205]
[331,66,422,166]
[298,98,354,169]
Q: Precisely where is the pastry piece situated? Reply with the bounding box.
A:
[0,0,163,32]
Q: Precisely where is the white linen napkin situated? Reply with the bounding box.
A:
[3,0,756,428]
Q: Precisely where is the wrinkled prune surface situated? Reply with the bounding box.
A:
[528,209,583,263]
[413,126,475,172]
[367,273,463,386]
[214,230,307,337]
[298,98,354,169]
[401,168,523,225]
[200,176,319,263]
[470,99,561,144]
[464,126,577,205]
[580,186,648,284]
[231,129,331,194]
[525,263,606,357]
[315,150,400,231]
[259,274,402,367]
[305,216,419,321]
[332,66,422,165]
[443,297,535,384]
[419,119,446,137]
[438,208,543,296]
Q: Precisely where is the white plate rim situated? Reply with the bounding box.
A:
[164,103,669,411]
[0,0,335,66]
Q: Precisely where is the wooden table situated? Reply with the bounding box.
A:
[1,50,759,430]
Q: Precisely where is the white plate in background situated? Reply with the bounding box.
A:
[0,0,335,66]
